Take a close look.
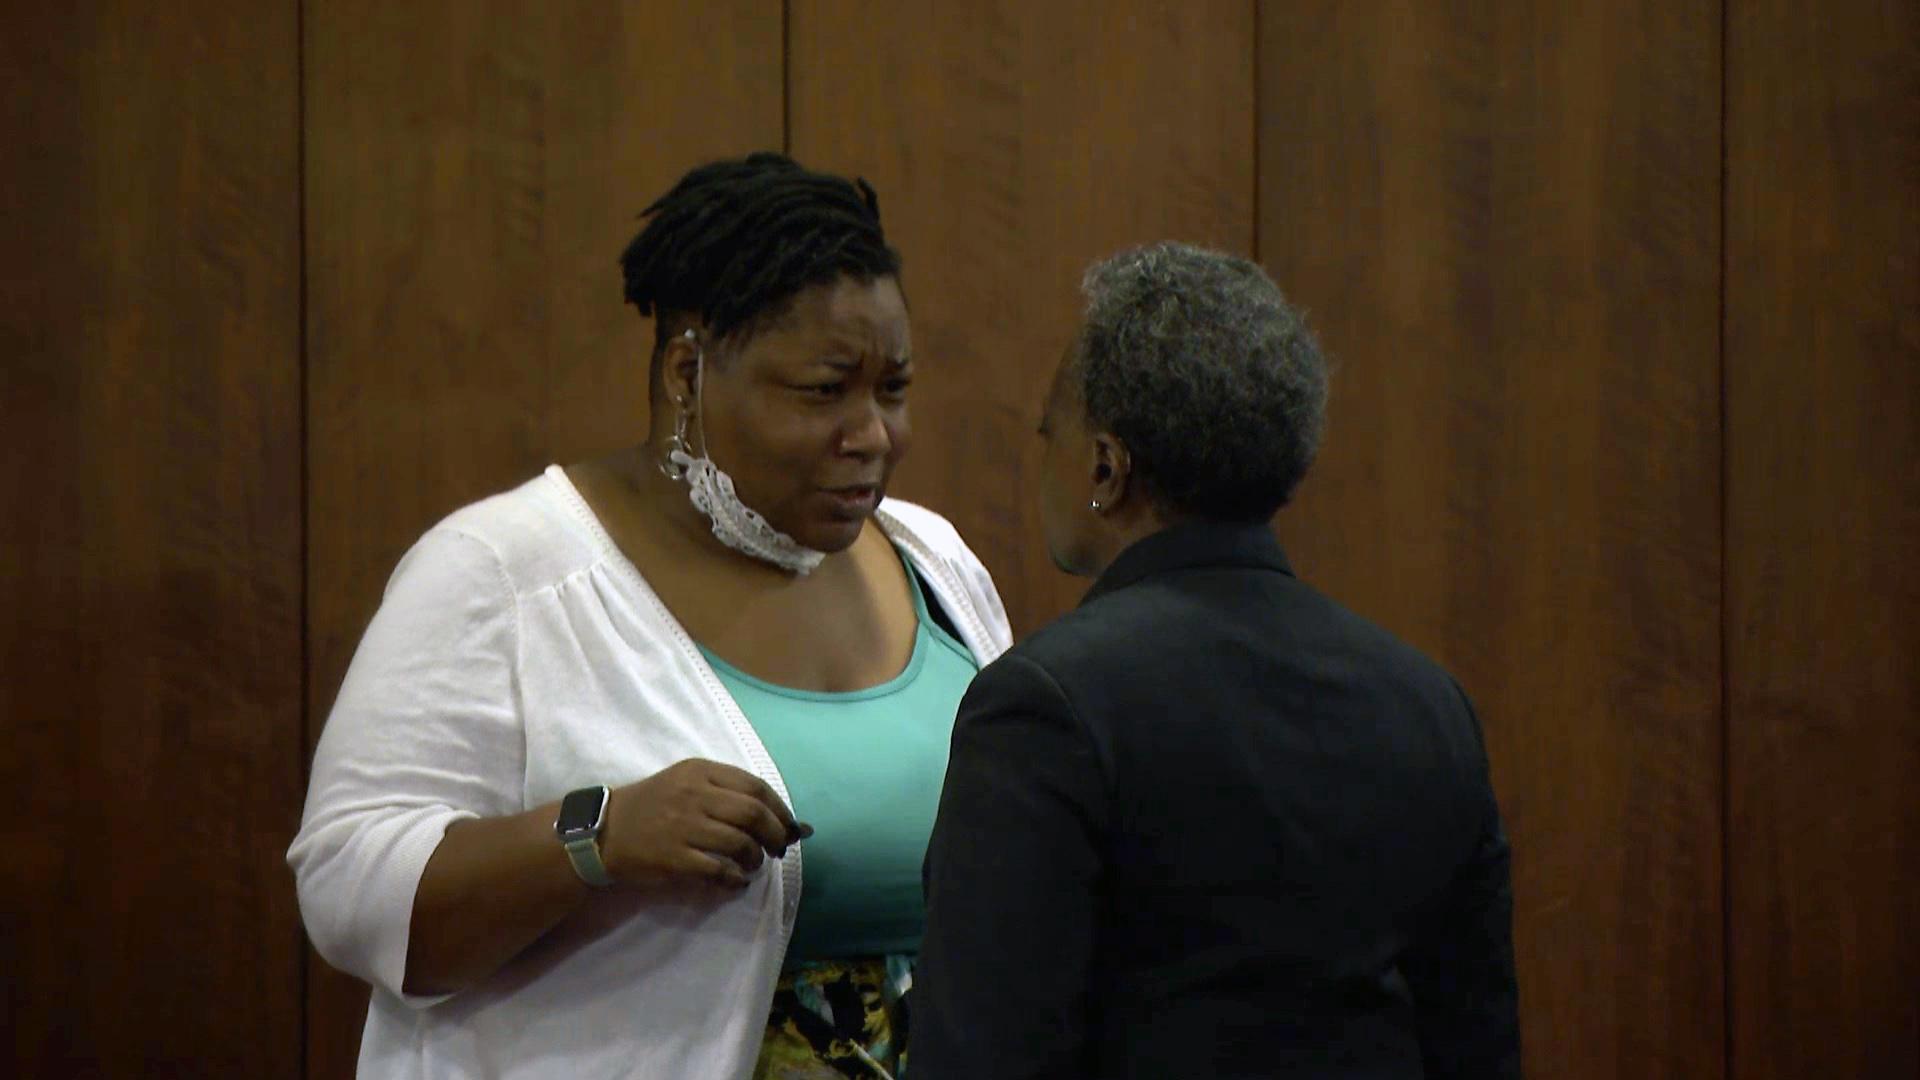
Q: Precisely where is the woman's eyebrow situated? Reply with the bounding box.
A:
[806,352,912,371]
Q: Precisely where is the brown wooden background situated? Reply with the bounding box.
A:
[4,2,1913,1077]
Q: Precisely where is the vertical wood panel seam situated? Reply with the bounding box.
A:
[1249,0,1260,263]
[781,0,792,154]
[1717,1,1733,1076]
[296,0,311,1076]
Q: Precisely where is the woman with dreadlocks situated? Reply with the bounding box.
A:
[290,154,1012,1079]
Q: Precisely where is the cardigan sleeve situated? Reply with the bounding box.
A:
[287,527,525,1007]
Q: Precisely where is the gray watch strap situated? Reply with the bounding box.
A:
[562,834,613,888]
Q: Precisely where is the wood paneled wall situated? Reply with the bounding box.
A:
[4,3,1912,1077]
[1724,2,1919,1077]
[0,3,305,1076]
[1257,4,1726,1076]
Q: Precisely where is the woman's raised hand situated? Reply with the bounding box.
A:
[602,759,812,897]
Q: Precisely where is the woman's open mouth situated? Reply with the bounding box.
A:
[822,485,880,515]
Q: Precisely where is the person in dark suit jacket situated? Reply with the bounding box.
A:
[912,242,1520,1079]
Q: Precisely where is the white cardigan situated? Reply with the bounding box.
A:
[288,466,1012,1080]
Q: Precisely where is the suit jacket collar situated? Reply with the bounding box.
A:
[1081,520,1295,606]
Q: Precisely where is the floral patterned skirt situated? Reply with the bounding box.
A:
[753,956,914,1080]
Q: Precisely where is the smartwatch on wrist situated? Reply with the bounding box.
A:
[554,785,614,888]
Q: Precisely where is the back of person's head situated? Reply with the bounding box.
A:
[1075,242,1328,521]
[619,153,901,362]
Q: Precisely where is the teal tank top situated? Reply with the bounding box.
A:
[699,552,980,964]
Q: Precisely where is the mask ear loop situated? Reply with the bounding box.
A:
[683,327,714,461]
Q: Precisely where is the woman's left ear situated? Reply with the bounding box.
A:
[659,327,705,404]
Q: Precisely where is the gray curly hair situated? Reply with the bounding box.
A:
[1073,241,1329,520]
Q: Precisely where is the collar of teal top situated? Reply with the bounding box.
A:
[696,548,975,702]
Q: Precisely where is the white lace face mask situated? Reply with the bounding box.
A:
[662,331,827,576]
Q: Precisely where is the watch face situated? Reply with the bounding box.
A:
[555,786,608,838]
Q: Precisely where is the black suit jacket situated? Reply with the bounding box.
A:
[914,522,1520,1079]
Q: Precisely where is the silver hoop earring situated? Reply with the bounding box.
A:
[659,404,693,481]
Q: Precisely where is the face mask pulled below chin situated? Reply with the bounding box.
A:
[667,445,827,576]
[665,328,829,576]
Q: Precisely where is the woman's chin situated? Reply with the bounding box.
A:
[796,516,869,555]
[791,487,883,551]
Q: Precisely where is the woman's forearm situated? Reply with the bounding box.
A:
[402,800,587,996]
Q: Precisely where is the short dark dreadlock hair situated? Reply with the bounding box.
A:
[620,152,901,364]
